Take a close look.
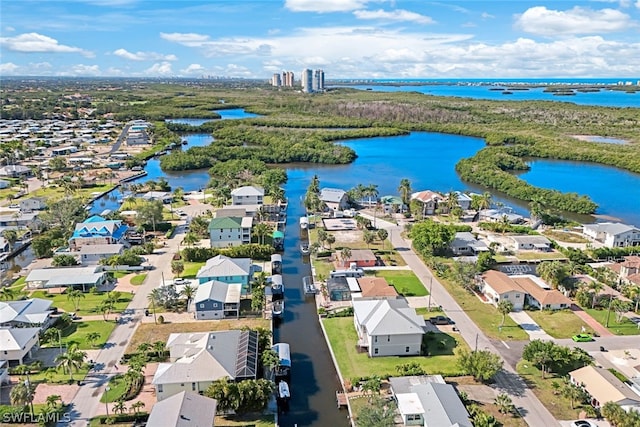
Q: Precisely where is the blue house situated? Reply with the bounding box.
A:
[193,281,241,320]
[69,215,129,250]
[196,255,254,295]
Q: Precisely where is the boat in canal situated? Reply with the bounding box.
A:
[272,342,291,379]
[272,299,284,318]
[299,216,308,230]
[303,276,318,295]
[271,253,282,275]
[278,381,290,400]
[272,230,284,251]
[300,242,310,255]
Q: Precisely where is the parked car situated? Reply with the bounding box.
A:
[8,204,19,209]
[572,333,593,342]
[173,278,189,285]
[429,316,454,325]
[69,312,81,321]
[571,420,597,427]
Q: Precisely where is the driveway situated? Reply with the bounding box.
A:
[509,311,554,341]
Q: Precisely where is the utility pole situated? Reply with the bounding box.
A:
[428,277,433,311]
[105,386,110,416]
[475,333,479,352]
[605,293,614,328]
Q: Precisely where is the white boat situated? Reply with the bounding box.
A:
[278,381,290,399]
[299,216,308,230]
[300,243,310,255]
[272,299,284,317]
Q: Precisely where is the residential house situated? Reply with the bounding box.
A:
[480,270,571,311]
[152,330,259,401]
[613,256,640,287]
[141,191,173,204]
[450,232,489,256]
[146,391,217,427]
[0,328,40,364]
[583,223,640,248]
[196,255,254,294]
[390,375,472,427]
[353,277,399,299]
[69,215,129,250]
[193,281,241,319]
[353,298,426,357]
[570,365,640,411]
[19,197,46,212]
[231,186,264,206]
[380,195,404,214]
[0,298,53,328]
[319,188,349,213]
[453,191,473,211]
[337,248,377,268]
[25,266,107,291]
[0,165,31,178]
[0,212,41,230]
[411,190,443,216]
[78,243,124,265]
[327,277,355,301]
[510,235,552,252]
[478,209,524,224]
[208,216,252,248]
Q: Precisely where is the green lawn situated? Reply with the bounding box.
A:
[30,290,133,316]
[26,183,115,201]
[436,275,529,340]
[322,317,468,382]
[311,257,333,281]
[130,273,147,286]
[372,270,428,297]
[543,230,589,244]
[515,251,567,261]
[58,320,117,349]
[19,365,90,384]
[101,375,129,403]
[214,414,275,427]
[182,261,205,278]
[526,309,593,339]
[583,307,640,335]
[517,361,591,420]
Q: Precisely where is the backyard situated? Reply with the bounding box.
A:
[370,269,428,297]
[526,309,593,339]
[30,290,133,316]
[322,317,468,381]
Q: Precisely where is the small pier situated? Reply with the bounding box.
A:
[336,391,348,408]
[303,276,318,295]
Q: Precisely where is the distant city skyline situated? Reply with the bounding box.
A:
[1,0,639,79]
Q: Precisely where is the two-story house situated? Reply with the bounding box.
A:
[231,186,264,206]
[319,188,349,213]
[19,197,46,212]
[411,190,444,216]
[353,298,426,357]
[68,215,129,250]
[196,255,254,295]
[208,216,252,248]
[193,281,241,319]
[583,223,640,248]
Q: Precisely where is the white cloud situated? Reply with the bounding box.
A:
[160,32,210,45]
[515,6,634,37]
[113,48,177,61]
[4,26,15,32]
[353,9,434,24]
[180,63,205,75]
[145,62,173,75]
[0,32,94,57]
[636,0,640,8]
[285,0,371,13]
[481,12,494,19]
[0,62,19,74]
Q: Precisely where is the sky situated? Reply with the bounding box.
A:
[1,0,640,79]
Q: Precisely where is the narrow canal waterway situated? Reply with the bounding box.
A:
[273,184,349,426]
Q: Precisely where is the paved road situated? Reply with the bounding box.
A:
[361,214,560,427]
[109,123,130,155]
[63,223,185,426]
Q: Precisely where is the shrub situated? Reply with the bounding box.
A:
[157,315,165,324]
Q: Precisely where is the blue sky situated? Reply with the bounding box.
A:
[1,0,639,79]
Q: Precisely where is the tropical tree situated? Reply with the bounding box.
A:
[561,381,588,410]
[626,284,640,312]
[601,401,627,426]
[363,184,379,207]
[398,178,412,209]
[494,393,515,415]
[66,289,85,311]
[137,199,164,232]
[86,331,101,348]
[317,229,327,248]
[261,348,280,374]
[325,234,336,249]
[497,299,514,328]
[356,396,396,427]
[456,348,503,382]
[52,254,79,267]
[171,260,184,278]
[181,284,197,310]
[363,230,375,248]
[3,229,18,251]
[340,247,352,267]
[522,340,558,378]
[55,343,87,380]
[611,299,632,323]
[113,399,127,414]
[10,380,35,415]
[0,286,16,301]
[362,375,382,399]
[98,300,115,321]
[536,261,568,289]
[377,229,388,249]
[130,401,145,414]
[45,394,62,409]
[182,232,199,247]
[252,222,272,245]
[587,281,604,309]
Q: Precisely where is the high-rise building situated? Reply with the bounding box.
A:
[313,69,325,91]
[272,73,281,87]
[301,68,313,93]
[283,71,295,87]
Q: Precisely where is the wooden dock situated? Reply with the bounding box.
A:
[336,390,348,408]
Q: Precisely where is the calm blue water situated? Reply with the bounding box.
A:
[333,79,640,108]
[165,108,260,125]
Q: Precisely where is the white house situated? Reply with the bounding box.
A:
[0,327,40,364]
[353,298,426,357]
[583,223,640,248]
[141,191,173,204]
[193,281,241,320]
[19,197,46,212]
[319,188,349,213]
[25,266,107,291]
[450,232,489,256]
[152,329,258,401]
[207,216,252,248]
[480,270,525,310]
[481,270,571,311]
[510,235,552,251]
[78,244,124,265]
[231,186,264,206]
[146,391,217,427]
[390,375,472,427]
[570,365,640,411]
[411,190,443,216]
[0,298,53,328]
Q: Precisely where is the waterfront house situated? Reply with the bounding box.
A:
[353,276,399,299]
[583,222,640,248]
[450,232,489,256]
[196,255,254,294]
[319,188,349,213]
[0,212,41,230]
[146,391,217,427]
[25,266,107,291]
[231,186,264,206]
[152,329,259,401]
[481,270,571,311]
[0,165,31,178]
[19,197,46,212]
[570,365,640,411]
[353,298,426,357]
[0,298,53,329]
[510,235,552,251]
[141,191,173,204]
[326,277,353,301]
[78,243,124,265]
[0,327,40,365]
[337,248,377,268]
[380,195,405,214]
[390,375,472,427]
[69,215,129,250]
[478,209,524,224]
[609,256,640,287]
[208,216,252,248]
[193,281,241,319]
[411,190,443,216]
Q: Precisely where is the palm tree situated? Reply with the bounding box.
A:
[130,401,145,414]
[171,260,184,278]
[55,343,87,381]
[537,261,567,290]
[66,289,85,311]
[152,340,166,359]
[3,229,18,251]
[113,399,127,414]
[398,178,412,209]
[626,284,640,312]
[325,234,336,249]
[251,271,269,292]
[561,382,588,410]
[478,192,492,211]
[261,349,280,375]
[182,232,199,247]
[363,230,375,248]
[444,191,459,214]
[497,299,513,327]
[364,184,379,207]
[0,286,16,301]
[10,380,35,415]
[252,223,272,245]
[45,394,62,409]
[86,331,101,348]
[340,247,352,268]
[588,281,604,309]
[377,229,388,249]
[494,393,514,414]
[98,300,115,321]
[181,284,197,310]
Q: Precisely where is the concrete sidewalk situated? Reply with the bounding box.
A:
[509,311,554,341]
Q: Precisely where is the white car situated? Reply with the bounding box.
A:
[173,278,189,285]
[8,204,19,209]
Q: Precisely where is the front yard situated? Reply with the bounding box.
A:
[526,309,593,339]
[30,290,133,316]
[61,320,117,349]
[370,269,428,297]
[583,307,640,335]
[322,317,468,382]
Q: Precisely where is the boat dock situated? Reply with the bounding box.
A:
[303,276,318,295]
[336,391,348,408]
